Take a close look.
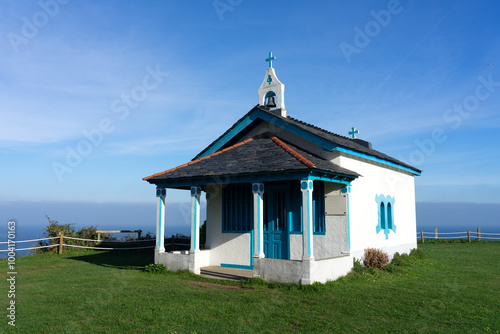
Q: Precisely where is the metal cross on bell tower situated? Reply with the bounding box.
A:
[265,52,276,68]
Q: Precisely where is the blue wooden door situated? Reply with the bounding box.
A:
[264,188,289,259]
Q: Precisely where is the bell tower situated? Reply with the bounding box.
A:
[258,52,286,117]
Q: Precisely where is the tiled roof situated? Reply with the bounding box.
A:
[143,132,358,182]
[193,105,421,174]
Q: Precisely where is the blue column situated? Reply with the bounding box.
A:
[190,186,201,252]
[341,186,351,250]
[252,183,265,258]
[301,179,314,260]
[155,188,166,252]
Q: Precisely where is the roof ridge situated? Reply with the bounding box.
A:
[266,132,316,168]
[143,136,257,180]
[286,116,351,140]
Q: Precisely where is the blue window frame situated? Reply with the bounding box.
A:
[289,181,302,232]
[313,181,325,234]
[289,180,325,234]
[375,194,396,239]
[222,183,253,233]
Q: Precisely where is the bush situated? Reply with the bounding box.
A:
[410,248,425,259]
[391,252,404,266]
[36,215,102,253]
[363,248,389,269]
[352,258,365,274]
[144,264,167,274]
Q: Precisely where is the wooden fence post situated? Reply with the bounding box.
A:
[420,231,424,243]
[171,235,175,251]
[477,228,481,241]
[434,227,438,239]
[58,233,63,254]
[467,230,471,243]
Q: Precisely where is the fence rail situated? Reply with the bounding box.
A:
[417,227,500,243]
[0,234,191,253]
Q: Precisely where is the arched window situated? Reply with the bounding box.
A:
[387,203,393,230]
[380,202,386,229]
[375,194,396,239]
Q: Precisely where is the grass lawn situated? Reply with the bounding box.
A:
[2,242,499,333]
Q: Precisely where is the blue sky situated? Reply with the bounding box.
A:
[1,0,499,208]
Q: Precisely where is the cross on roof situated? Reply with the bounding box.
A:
[265,52,276,68]
[349,127,359,139]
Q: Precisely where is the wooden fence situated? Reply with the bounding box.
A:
[55,234,191,254]
[418,227,500,243]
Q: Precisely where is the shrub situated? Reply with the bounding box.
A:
[76,226,100,241]
[391,252,405,266]
[352,258,365,274]
[410,248,424,259]
[144,264,167,274]
[37,215,102,253]
[363,248,389,269]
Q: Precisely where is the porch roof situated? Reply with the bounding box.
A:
[143,132,359,189]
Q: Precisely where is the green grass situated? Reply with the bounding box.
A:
[2,243,499,333]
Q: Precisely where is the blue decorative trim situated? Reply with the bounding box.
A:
[221,263,253,270]
[250,229,254,266]
[333,147,421,176]
[197,114,257,158]
[346,190,351,250]
[193,195,198,250]
[257,193,261,254]
[306,188,312,258]
[152,170,354,189]
[157,197,163,248]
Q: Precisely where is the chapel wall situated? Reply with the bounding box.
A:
[205,184,252,267]
[338,154,417,260]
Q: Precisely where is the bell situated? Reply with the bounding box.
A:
[266,96,276,108]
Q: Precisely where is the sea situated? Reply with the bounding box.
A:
[1,201,499,258]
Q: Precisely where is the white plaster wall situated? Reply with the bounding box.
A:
[156,251,191,272]
[314,182,349,260]
[205,184,252,267]
[338,154,417,260]
[255,255,353,284]
[254,258,306,284]
[289,234,302,260]
[197,249,211,267]
[314,216,349,259]
[155,249,210,274]
[310,255,353,283]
